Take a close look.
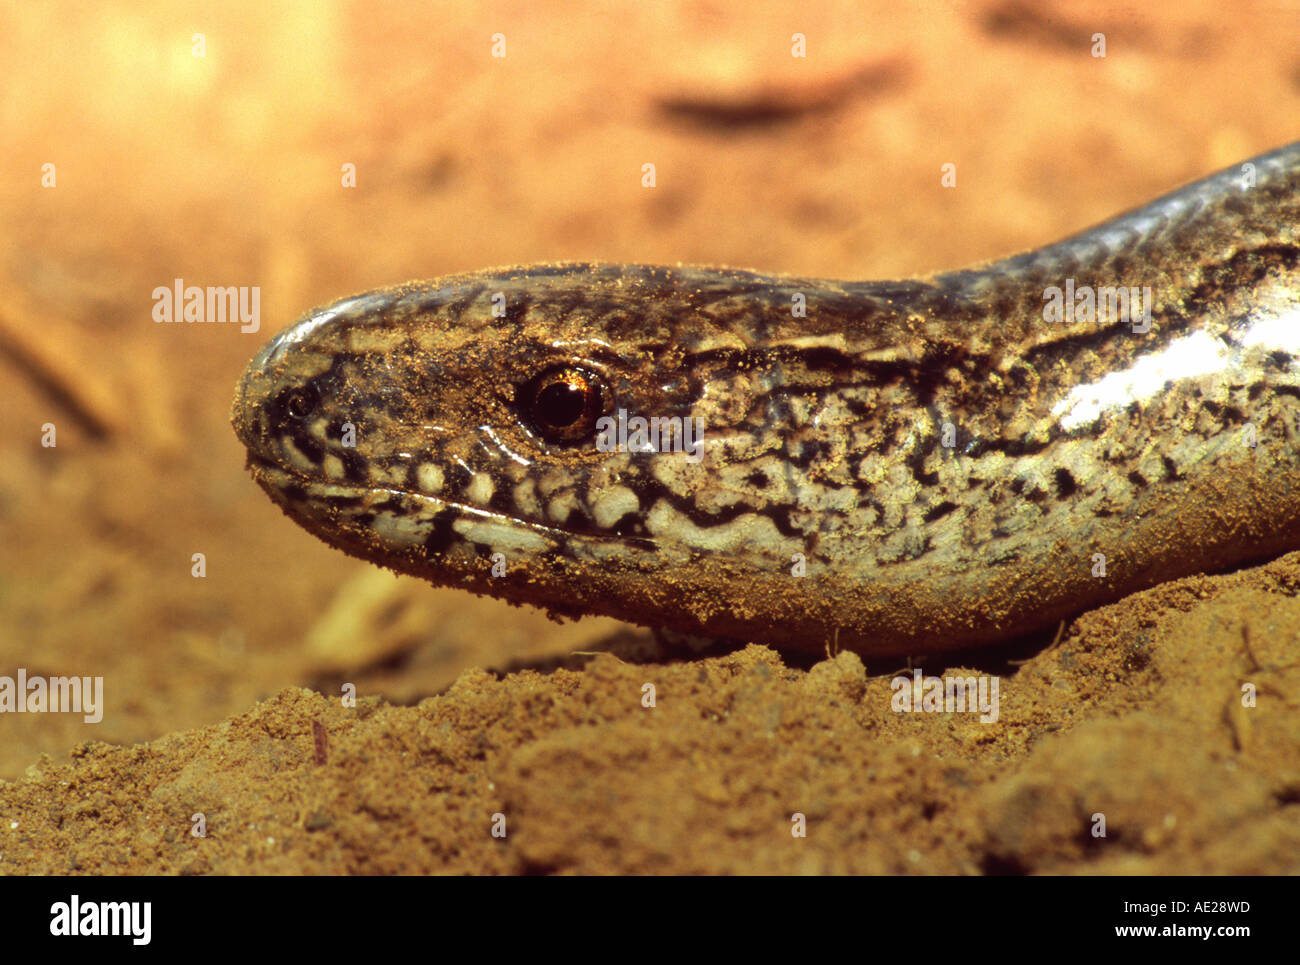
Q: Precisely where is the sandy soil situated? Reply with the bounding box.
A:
[1,0,1298,874]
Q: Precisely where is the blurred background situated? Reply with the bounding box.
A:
[1,0,1297,778]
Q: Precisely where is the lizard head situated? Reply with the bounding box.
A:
[230,264,787,618]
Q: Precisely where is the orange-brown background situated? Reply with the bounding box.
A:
[1,1,1298,873]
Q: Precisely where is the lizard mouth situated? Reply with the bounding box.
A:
[242,453,651,553]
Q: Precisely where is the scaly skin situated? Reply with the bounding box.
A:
[232,142,1300,655]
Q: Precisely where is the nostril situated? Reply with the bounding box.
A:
[285,385,319,420]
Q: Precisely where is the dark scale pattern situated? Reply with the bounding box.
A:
[233,140,1300,655]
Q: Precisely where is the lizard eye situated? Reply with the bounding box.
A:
[521,366,610,443]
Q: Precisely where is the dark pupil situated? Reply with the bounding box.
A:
[536,380,587,427]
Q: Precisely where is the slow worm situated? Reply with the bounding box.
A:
[233,142,1300,655]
